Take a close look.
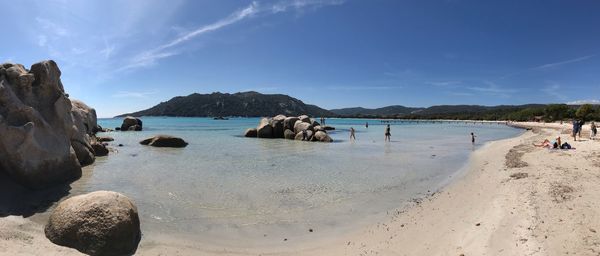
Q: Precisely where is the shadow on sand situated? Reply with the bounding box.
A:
[0,171,72,218]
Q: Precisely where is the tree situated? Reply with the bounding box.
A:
[544,104,571,121]
[576,104,595,121]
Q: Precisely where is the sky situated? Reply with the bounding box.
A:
[1,0,600,117]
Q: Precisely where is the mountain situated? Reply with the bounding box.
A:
[330,105,423,116]
[330,104,550,120]
[117,91,334,117]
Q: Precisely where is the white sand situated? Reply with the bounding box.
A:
[2,122,599,255]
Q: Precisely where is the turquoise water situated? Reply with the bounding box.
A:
[69,117,521,247]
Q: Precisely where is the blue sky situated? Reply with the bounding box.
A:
[2,0,600,117]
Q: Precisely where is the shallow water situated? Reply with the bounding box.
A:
[66,118,521,247]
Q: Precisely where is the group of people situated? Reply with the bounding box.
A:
[348,123,391,142]
[571,119,597,141]
[534,136,574,150]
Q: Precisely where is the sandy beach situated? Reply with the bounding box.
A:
[2,122,599,255]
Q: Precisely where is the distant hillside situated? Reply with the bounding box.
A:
[330,105,423,116]
[117,91,334,117]
[330,104,568,120]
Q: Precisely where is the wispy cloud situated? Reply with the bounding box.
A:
[112,90,159,98]
[271,0,345,13]
[36,17,69,37]
[533,54,595,70]
[541,82,565,100]
[567,99,600,105]
[465,81,516,97]
[427,81,461,87]
[121,0,345,71]
[326,85,401,90]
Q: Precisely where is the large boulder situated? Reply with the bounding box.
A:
[140,135,188,148]
[314,131,333,142]
[70,100,99,166]
[44,191,141,256]
[284,129,296,140]
[295,130,314,141]
[294,121,313,134]
[322,125,336,131]
[0,60,82,189]
[244,128,257,137]
[257,118,273,138]
[283,117,299,131]
[309,118,320,127]
[120,116,142,131]
[91,142,109,156]
[270,118,285,138]
[298,115,311,123]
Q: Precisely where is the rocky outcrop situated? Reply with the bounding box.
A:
[0,60,103,189]
[0,61,98,188]
[245,114,333,143]
[284,129,295,140]
[70,100,100,166]
[244,128,258,137]
[140,135,188,148]
[257,118,273,138]
[294,121,313,134]
[314,131,333,142]
[283,117,299,131]
[45,191,141,256]
[120,116,142,131]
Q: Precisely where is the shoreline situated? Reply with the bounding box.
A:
[2,122,599,255]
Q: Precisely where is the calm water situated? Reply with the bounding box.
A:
[67,117,521,247]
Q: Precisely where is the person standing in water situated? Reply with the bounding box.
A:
[350,127,356,141]
[471,132,476,144]
[365,122,369,128]
[384,124,391,142]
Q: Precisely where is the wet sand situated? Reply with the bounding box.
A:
[2,122,599,255]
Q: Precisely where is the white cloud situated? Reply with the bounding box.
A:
[122,0,346,71]
[541,82,565,100]
[36,17,69,37]
[465,81,516,97]
[112,90,159,98]
[37,35,48,47]
[533,54,595,70]
[271,0,345,13]
[566,99,600,105]
[326,85,401,90]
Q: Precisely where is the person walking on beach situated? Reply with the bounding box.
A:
[471,132,476,144]
[350,127,356,141]
[578,119,584,138]
[365,122,369,128]
[302,129,308,141]
[572,119,579,141]
[591,122,597,140]
[384,124,391,142]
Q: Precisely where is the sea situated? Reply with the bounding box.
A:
[66,117,522,248]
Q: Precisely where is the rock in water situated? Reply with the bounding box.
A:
[91,142,109,156]
[120,116,142,131]
[97,136,114,142]
[0,60,84,189]
[44,191,141,256]
[295,130,314,141]
[294,121,313,134]
[298,115,311,123]
[270,118,285,138]
[140,135,188,148]
[284,129,296,140]
[244,128,258,137]
[283,117,299,131]
[257,118,273,138]
[314,131,333,142]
